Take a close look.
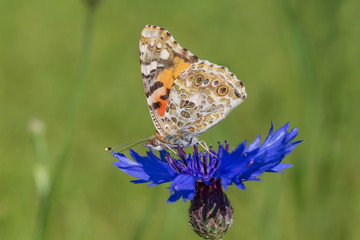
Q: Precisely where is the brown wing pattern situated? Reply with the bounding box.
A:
[139,25,199,135]
[162,61,247,136]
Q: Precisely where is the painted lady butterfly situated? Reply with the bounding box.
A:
[140,25,247,151]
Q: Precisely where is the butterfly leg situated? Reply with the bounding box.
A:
[199,140,209,151]
[162,143,178,156]
[192,137,217,158]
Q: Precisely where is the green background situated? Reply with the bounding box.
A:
[1,0,359,239]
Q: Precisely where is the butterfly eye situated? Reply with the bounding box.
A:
[188,75,195,81]
[203,78,209,85]
[195,75,204,86]
[217,85,228,96]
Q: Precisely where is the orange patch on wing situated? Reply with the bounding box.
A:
[155,57,191,116]
[154,89,169,116]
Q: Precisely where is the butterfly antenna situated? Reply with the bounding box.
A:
[105,139,148,151]
[117,140,148,153]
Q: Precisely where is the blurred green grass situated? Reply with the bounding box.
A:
[1,0,360,239]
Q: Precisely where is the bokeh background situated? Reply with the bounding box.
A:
[1,0,360,239]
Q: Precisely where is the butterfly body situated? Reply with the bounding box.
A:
[145,132,197,151]
[140,25,247,150]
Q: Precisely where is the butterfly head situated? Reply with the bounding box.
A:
[144,133,166,151]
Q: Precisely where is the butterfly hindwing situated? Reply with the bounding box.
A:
[162,61,247,135]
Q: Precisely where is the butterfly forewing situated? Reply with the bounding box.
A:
[139,25,199,136]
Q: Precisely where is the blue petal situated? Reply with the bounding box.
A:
[285,128,298,143]
[247,176,262,181]
[131,179,150,184]
[168,174,196,203]
[220,177,232,190]
[235,181,246,190]
[234,140,247,152]
[218,156,249,180]
[246,134,261,152]
[268,120,274,136]
[112,150,176,186]
[228,122,301,187]
[217,143,230,160]
[269,163,293,173]
[112,152,151,181]
[217,140,248,178]
[285,140,303,155]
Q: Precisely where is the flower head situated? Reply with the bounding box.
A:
[112,122,302,203]
[112,121,301,239]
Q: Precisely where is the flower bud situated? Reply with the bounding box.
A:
[189,180,233,240]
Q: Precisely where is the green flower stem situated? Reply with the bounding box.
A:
[33,3,97,240]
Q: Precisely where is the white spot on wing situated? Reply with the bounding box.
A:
[141,64,145,74]
[150,61,157,71]
[160,49,170,60]
[140,44,146,54]
[142,28,159,38]
[143,64,150,75]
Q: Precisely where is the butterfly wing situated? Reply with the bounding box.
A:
[163,61,247,136]
[139,25,199,137]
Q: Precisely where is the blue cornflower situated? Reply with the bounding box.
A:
[112,122,301,239]
[112,122,302,203]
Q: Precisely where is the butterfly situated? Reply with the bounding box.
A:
[140,25,247,151]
